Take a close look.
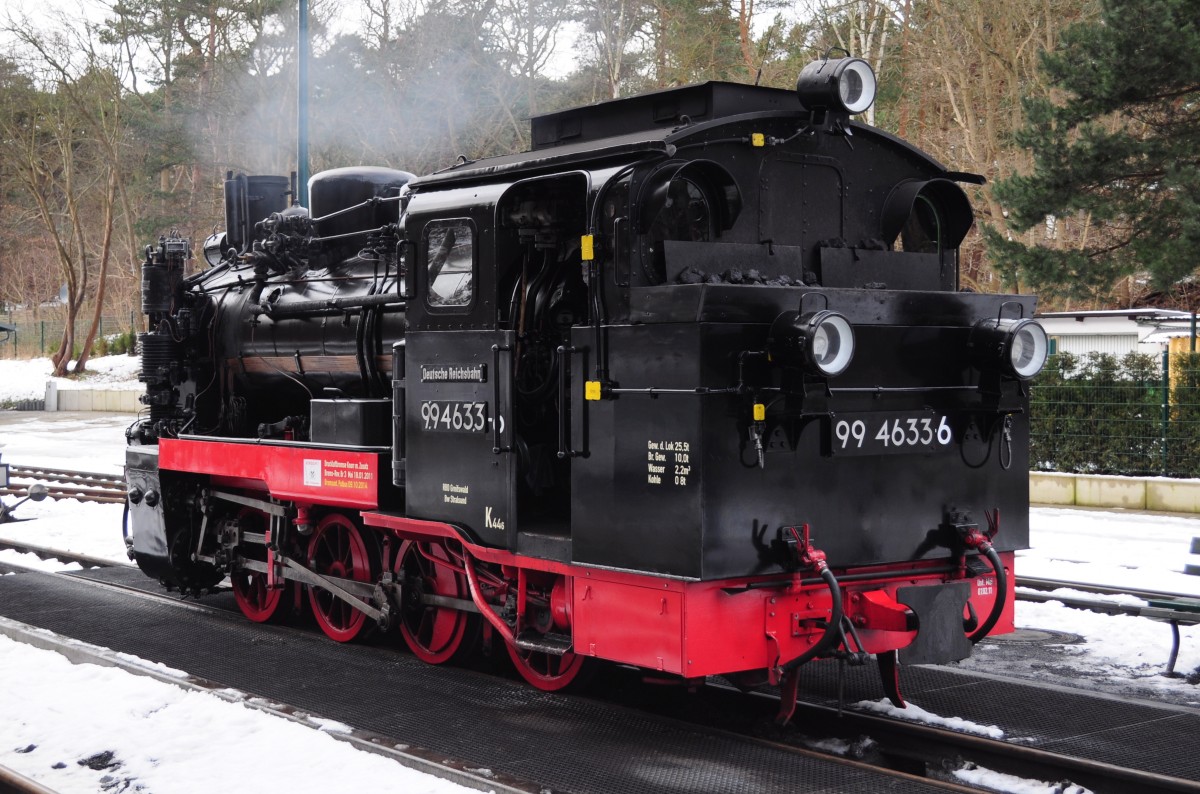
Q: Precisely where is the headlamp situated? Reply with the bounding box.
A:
[796,58,877,116]
[769,310,856,377]
[970,318,1049,380]
[202,232,227,267]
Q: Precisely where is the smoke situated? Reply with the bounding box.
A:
[187,0,560,194]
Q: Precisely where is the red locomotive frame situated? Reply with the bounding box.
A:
[158,435,1015,714]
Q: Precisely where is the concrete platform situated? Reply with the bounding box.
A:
[45,382,141,413]
[1032,471,1200,514]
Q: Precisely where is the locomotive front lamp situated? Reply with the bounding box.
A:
[796,57,877,116]
[971,318,1049,380]
[202,232,227,267]
[769,310,856,377]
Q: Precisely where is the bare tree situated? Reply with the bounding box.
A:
[577,0,654,98]
[487,0,565,118]
[906,0,1097,295]
[2,19,129,374]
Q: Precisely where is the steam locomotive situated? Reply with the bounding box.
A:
[124,58,1048,720]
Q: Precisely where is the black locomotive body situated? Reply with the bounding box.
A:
[125,60,1046,714]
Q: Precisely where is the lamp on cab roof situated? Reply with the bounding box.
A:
[796,57,877,116]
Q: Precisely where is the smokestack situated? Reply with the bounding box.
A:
[297,0,310,206]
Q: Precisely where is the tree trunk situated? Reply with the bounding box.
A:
[73,171,118,374]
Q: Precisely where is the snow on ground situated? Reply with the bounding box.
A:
[1020,507,1200,596]
[854,698,1005,738]
[0,412,130,475]
[2,409,1200,791]
[0,355,143,404]
[0,635,477,794]
[953,765,1089,794]
[0,412,135,561]
[0,549,84,573]
[0,500,131,564]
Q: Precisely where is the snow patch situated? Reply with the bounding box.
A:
[311,717,353,734]
[854,699,1005,739]
[0,549,83,573]
[112,651,190,679]
[1015,586,1148,607]
[803,735,878,759]
[953,763,1093,793]
[0,635,479,794]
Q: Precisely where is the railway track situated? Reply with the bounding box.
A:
[1017,575,1200,604]
[1,464,126,505]
[1014,575,1200,628]
[0,569,962,794]
[0,556,1196,792]
[1014,574,1200,676]
[0,763,58,794]
[0,538,123,570]
[781,695,1200,794]
[0,611,530,794]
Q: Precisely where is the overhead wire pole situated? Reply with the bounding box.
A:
[297,0,310,207]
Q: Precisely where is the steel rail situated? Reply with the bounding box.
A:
[8,554,1183,792]
[796,700,1200,794]
[1015,575,1200,624]
[0,538,122,570]
[3,517,1194,791]
[8,465,125,486]
[1013,575,1200,675]
[0,573,978,794]
[0,484,125,504]
[1016,575,1200,604]
[780,696,1200,794]
[2,464,127,505]
[0,763,60,794]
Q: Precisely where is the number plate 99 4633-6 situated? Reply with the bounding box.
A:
[830,411,954,456]
[420,400,488,433]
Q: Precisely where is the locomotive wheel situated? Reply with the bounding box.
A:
[230,508,284,623]
[505,643,590,692]
[306,513,376,642]
[395,540,478,664]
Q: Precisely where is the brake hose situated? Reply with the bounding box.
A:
[967,542,1008,644]
[778,527,845,672]
[780,565,845,671]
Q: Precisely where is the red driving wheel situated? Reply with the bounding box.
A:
[505,643,589,692]
[395,540,477,664]
[504,573,590,691]
[306,513,376,642]
[230,507,284,623]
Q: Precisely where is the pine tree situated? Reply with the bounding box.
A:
[987,0,1200,303]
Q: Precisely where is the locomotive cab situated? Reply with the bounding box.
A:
[402,172,591,553]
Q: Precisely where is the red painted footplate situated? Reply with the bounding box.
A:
[159,438,381,509]
[362,512,1015,679]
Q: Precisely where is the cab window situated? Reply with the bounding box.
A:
[425,220,474,308]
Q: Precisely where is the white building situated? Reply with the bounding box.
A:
[1036,309,1198,359]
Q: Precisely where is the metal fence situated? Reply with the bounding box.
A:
[0,310,138,359]
[1030,351,1200,478]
